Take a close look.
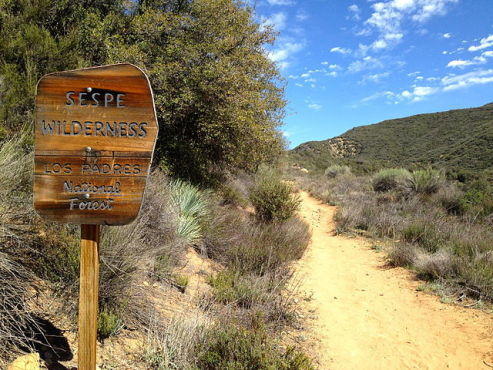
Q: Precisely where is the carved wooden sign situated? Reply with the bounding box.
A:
[34,63,158,225]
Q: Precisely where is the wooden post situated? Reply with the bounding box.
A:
[78,224,100,370]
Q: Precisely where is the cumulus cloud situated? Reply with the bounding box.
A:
[261,12,287,31]
[267,41,303,69]
[361,0,457,52]
[330,46,351,54]
[468,34,493,52]
[442,32,452,38]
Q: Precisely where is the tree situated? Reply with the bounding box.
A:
[0,0,286,184]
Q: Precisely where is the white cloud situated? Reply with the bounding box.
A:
[261,12,287,31]
[348,4,361,20]
[267,41,303,69]
[326,71,338,77]
[442,69,493,90]
[362,72,391,83]
[348,56,383,73]
[361,84,438,104]
[442,32,452,38]
[308,103,322,110]
[281,130,291,137]
[330,46,351,54]
[447,50,493,68]
[362,0,457,52]
[361,91,396,103]
[468,34,493,52]
[266,0,294,5]
[295,9,308,21]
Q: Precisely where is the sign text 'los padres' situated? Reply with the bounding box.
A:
[34,64,158,225]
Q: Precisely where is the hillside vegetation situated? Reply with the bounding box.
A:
[0,1,316,368]
[291,103,493,176]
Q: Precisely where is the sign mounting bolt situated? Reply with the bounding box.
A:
[87,87,92,92]
[85,146,92,152]
[84,194,90,199]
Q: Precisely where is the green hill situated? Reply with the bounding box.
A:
[291,102,493,175]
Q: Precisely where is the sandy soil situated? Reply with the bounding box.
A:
[294,191,493,370]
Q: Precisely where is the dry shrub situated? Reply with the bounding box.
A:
[204,206,310,276]
[388,243,418,267]
[415,250,456,280]
[324,165,351,178]
[218,172,253,207]
[207,269,297,324]
[99,170,185,324]
[0,252,36,359]
[144,311,212,369]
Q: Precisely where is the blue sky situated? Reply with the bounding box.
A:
[255,0,493,148]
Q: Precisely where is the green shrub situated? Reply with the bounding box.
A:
[208,270,261,308]
[249,168,300,222]
[324,165,351,178]
[372,168,411,192]
[458,179,493,218]
[402,222,442,253]
[219,184,249,208]
[98,309,123,340]
[408,168,444,195]
[172,274,189,293]
[169,179,209,244]
[197,325,313,370]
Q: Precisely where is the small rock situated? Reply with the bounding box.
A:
[7,353,40,370]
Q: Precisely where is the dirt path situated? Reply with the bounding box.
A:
[295,191,493,370]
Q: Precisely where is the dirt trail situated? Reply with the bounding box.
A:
[295,191,493,370]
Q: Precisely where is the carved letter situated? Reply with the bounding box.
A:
[66,91,75,106]
[104,93,114,107]
[117,93,125,108]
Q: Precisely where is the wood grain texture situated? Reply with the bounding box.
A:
[33,64,158,225]
[78,224,100,370]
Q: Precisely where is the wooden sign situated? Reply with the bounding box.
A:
[34,63,158,225]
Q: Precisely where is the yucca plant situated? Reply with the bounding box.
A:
[169,180,209,244]
[409,168,444,195]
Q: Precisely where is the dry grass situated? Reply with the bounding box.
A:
[0,137,313,366]
[0,252,37,361]
[143,311,212,369]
